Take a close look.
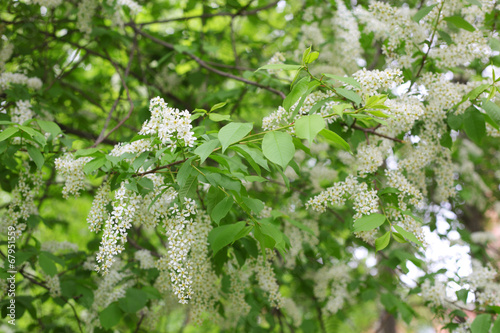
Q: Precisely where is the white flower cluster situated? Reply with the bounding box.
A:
[307,176,378,216]
[356,2,427,67]
[139,97,196,151]
[284,218,319,269]
[110,138,152,157]
[266,52,286,75]
[0,39,13,69]
[356,143,385,176]
[87,181,111,233]
[1,165,42,238]
[431,30,492,68]
[385,170,424,210]
[313,261,352,316]
[262,90,335,131]
[0,72,43,91]
[352,68,403,96]
[33,0,63,7]
[421,279,447,308]
[330,0,362,74]
[117,0,142,15]
[222,260,251,329]
[41,241,79,253]
[251,250,283,308]
[95,181,141,274]
[44,274,62,298]
[54,153,92,199]
[306,175,379,243]
[11,100,33,125]
[300,22,325,47]
[467,260,500,306]
[132,177,177,229]
[383,97,425,134]
[470,231,496,244]
[282,298,302,326]
[156,198,198,304]
[188,214,220,325]
[134,249,155,269]
[76,0,98,36]
[81,259,134,329]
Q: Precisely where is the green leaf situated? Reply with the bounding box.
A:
[443,16,475,32]
[208,221,247,254]
[412,4,437,22]
[211,196,234,224]
[375,232,391,251]
[209,113,231,122]
[366,110,390,118]
[463,106,486,145]
[471,314,492,333]
[257,64,302,71]
[118,288,148,313]
[288,219,315,236]
[466,0,482,6]
[319,129,351,152]
[0,127,19,142]
[137,177,154,194]
[353,214,386,233]
[194,139,220,164]
[27,145,44,170]
[302,46,312,65]
[74,148,100,158]
[242,197,264,214]
[466,84,490,101]
[218,122,253,153]
[259,220,284,247]
[456,289,468,303]
[178,175,198,202]
[39,252,57,277]
[283,77,309,111]
[392,232,407,243]
[483,100,500,128]
[336,88,362,105]
[210,102,227,112]
[83,156,107,175]
[438,30,454,44]
[393,225,424,247]
[440,132,452,149]
[99,302,123,330]
[322,74,361,88]
[262,131,295,169]
[37,120,61,138]
[294,114,325,143]
[447,113,463,130]
[305,51,319,64]
[234,145,269,171]
[492,314,500,333]
[132,151,149,171]
[176,156,197,187]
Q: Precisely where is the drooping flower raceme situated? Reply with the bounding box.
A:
[139,96,196,151]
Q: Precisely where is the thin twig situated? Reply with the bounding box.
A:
[93,33,138,147]
[350,124,405,143]
[130,25,286,99]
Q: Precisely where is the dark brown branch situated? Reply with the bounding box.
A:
[350,124,405,143]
